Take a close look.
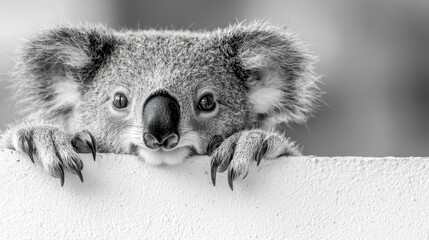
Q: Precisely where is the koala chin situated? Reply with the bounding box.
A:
[0,20,321,190]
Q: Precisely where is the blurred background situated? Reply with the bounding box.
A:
[1,0,428,156]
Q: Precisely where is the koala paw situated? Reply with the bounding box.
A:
[208,129,300,191]
[3,126,96,186]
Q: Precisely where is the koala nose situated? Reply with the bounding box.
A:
[142,92,180,150]
[143,132,179,149]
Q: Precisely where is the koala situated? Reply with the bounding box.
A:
[0,21,320,190]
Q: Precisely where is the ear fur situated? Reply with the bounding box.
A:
[218,20,321,126]
[10,23,116,118]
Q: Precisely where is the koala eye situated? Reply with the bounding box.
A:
[113,93,128,109]
[198,94,216,112]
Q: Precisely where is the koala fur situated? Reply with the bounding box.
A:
[0,21,320,189]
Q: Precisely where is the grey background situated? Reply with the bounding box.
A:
[1,0,429,156]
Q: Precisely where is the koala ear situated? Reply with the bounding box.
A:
[12,24,116,117]
[219,21,321,126]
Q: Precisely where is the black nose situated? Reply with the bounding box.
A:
[142,92,180,150]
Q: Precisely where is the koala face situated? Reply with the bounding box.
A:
[78,32,251,164]
[12,21,320,165]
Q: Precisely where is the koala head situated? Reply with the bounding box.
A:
[13,21,320,165]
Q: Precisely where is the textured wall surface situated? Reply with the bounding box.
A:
[0,149,428,239]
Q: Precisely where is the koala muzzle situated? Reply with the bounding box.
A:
[142,93,180,150]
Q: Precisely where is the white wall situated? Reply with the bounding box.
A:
[0,149,428,239]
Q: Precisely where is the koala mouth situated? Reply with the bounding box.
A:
[135,145,192,165]
[127,144,194,165]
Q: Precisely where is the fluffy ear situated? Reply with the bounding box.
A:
[218,21,321,126]
[11,24,116,117]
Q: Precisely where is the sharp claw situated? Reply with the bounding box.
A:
[25,137,34,163]
[76,169,84,183]
[83,130,97,161]
[228,168,234,191]
[28,151,34,163]
[58,165,65,187]
[256,140,269,166]
[210,159,218,186]
[21,136,34,163]
[242,170,249,180]
[207,135,223,156]
[72,156,83,171]
[71,156,83,182]
[86,140,96,161]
